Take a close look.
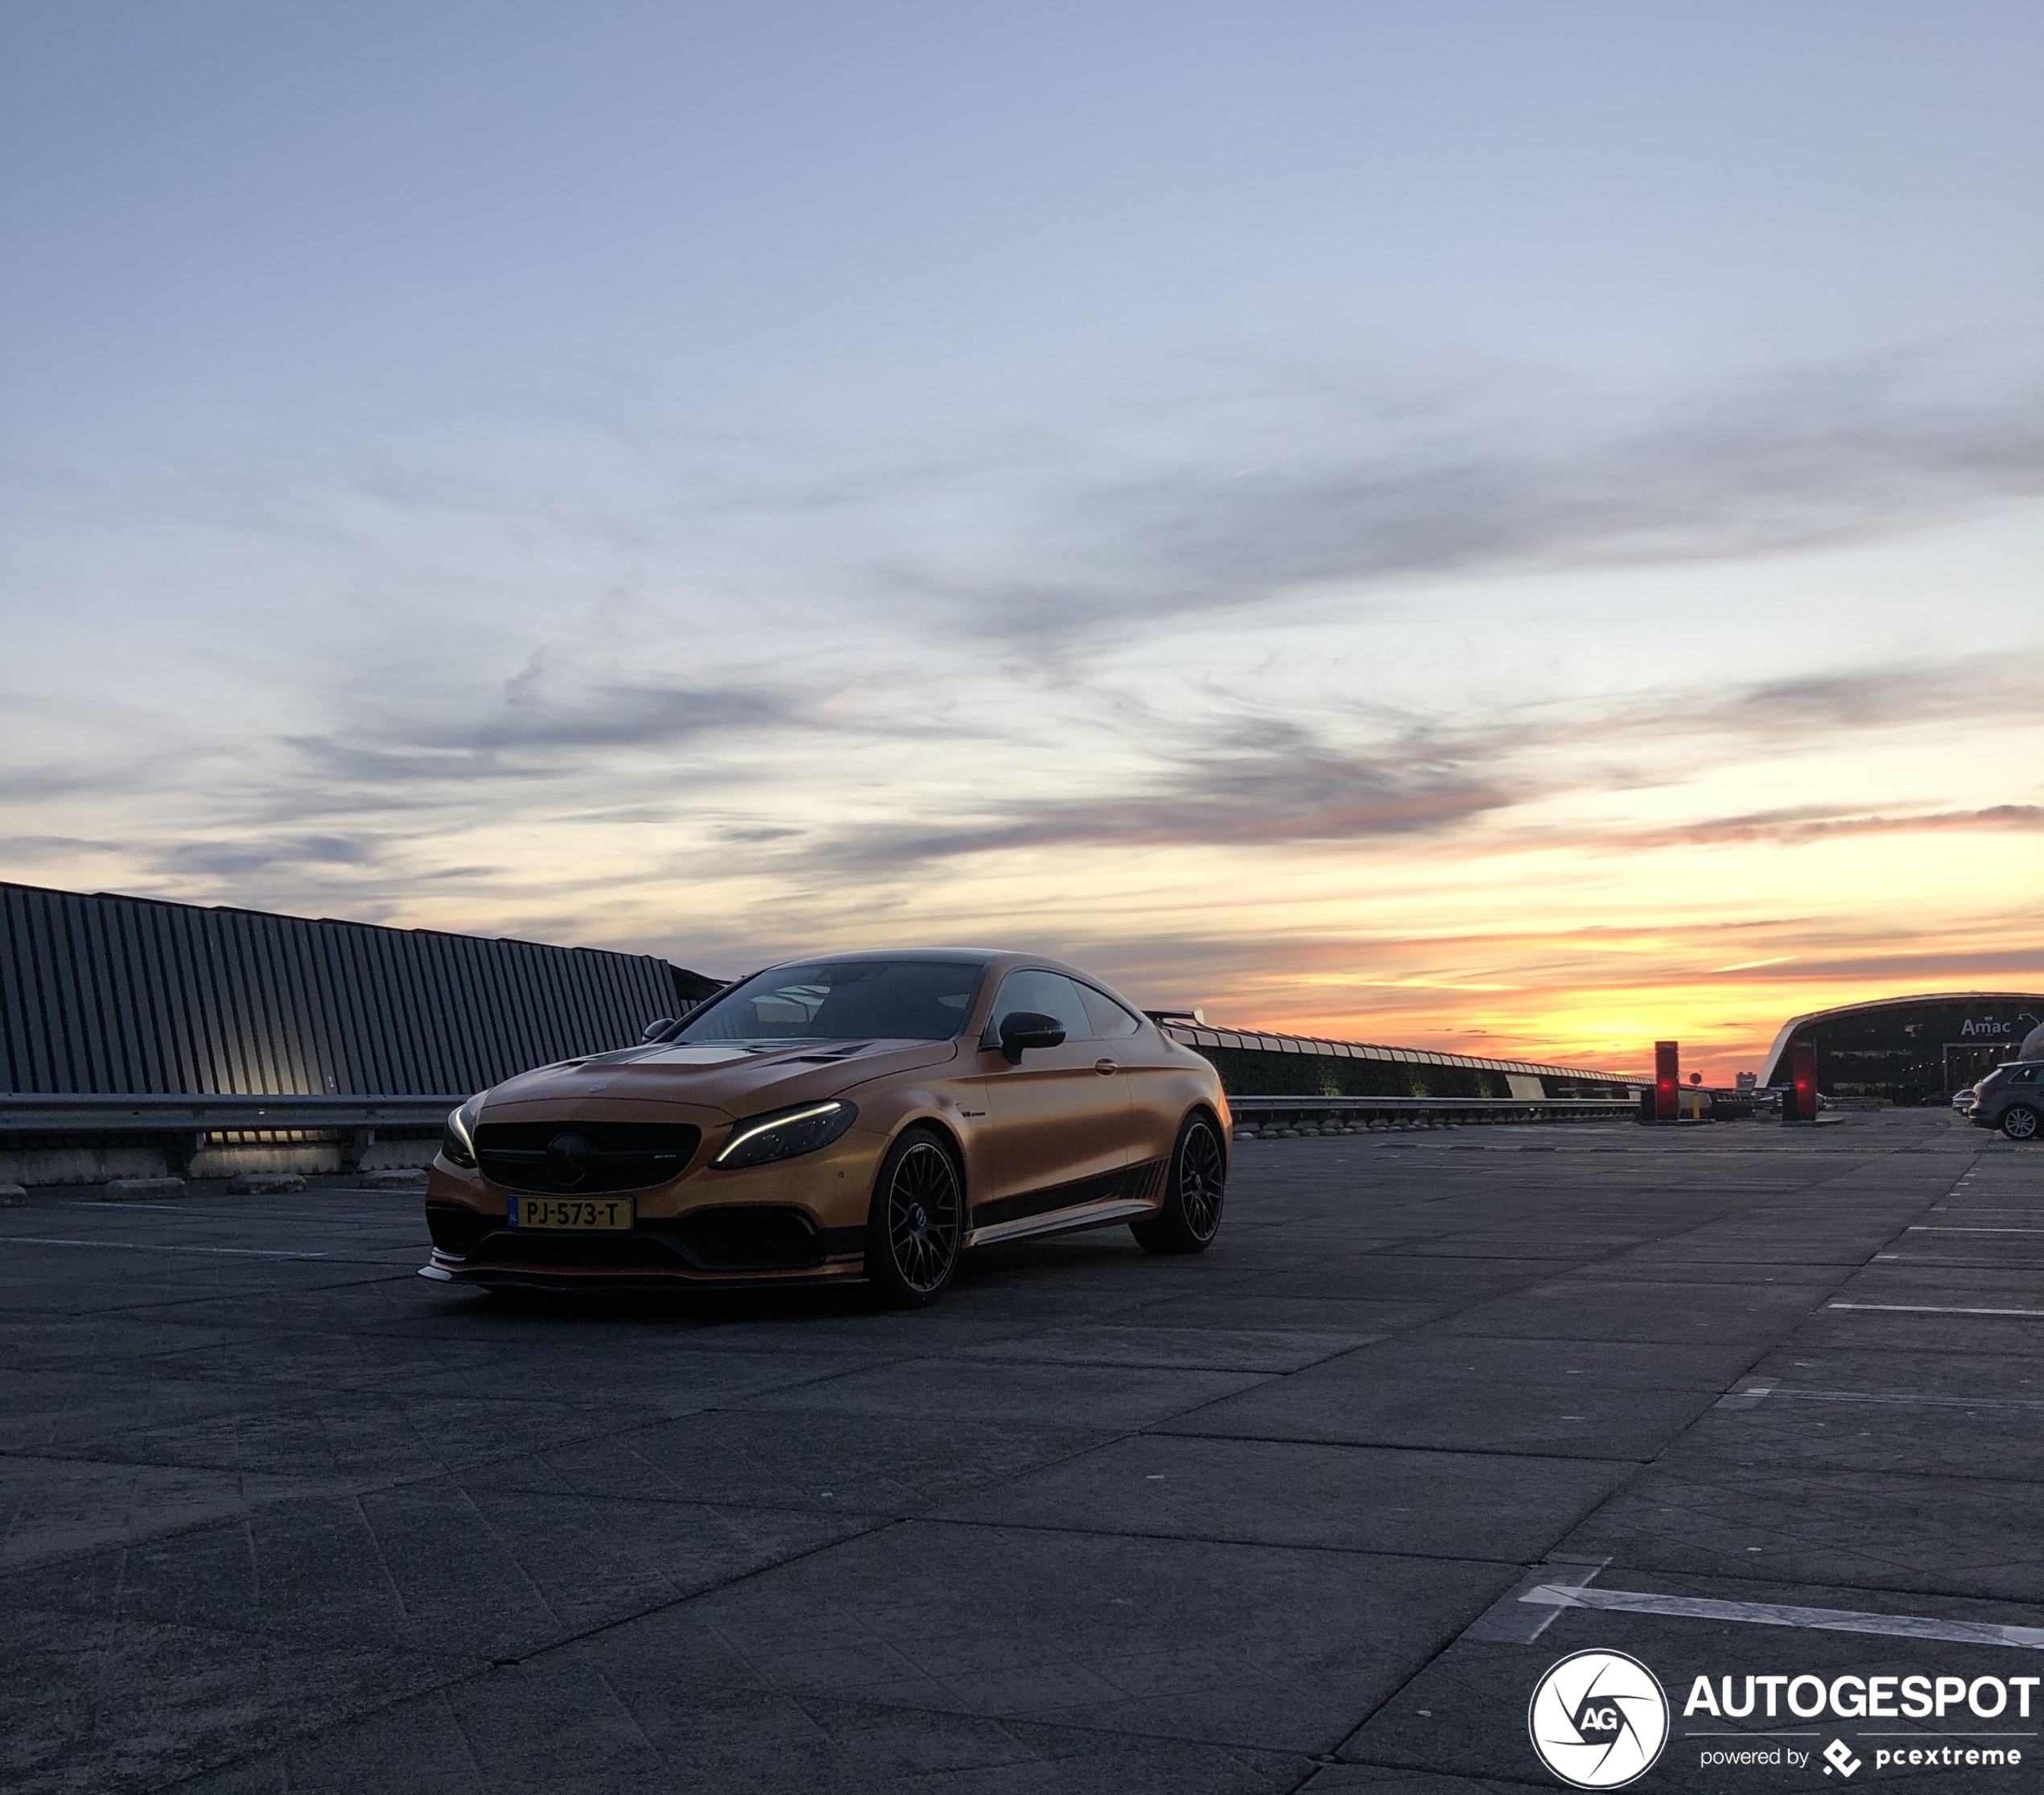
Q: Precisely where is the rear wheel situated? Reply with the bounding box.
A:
[866,1127,963,1306]
[2004,1105,2040,1142]
[1131,1113,1226,1254]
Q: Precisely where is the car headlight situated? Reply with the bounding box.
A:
[441,1095,484,1169]
[714,1100,858,1169]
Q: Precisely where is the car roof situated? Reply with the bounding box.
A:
[748,949,999,969]
[748,948,1111,972]
[739,949,1141,1004]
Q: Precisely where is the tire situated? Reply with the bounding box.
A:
[1131,1112,1227,1255]
[866,1127,964,1306]
[2004,1105,2040,1142]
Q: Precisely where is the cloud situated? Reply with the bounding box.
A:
[281,673,810,794]
[766,655,2041,878]
[1735,948,2044,984]
[0,835,122,857]
[1054,909,2044,1053]
[797,715,1515,872]
[893,359,2044,642]
[1604,803,2044,853]
[465,675,798,755]
[154,835,383,878]
[1671,667,2040,741]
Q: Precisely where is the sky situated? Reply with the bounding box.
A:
[3,2,2041,1080]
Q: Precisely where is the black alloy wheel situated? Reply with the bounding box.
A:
[1131,1113,1226,1255]
[2004,1105,2040,1142]
[867,1128,963,1306]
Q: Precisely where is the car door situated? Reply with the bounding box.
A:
[971,968,1132,1232]
[1077,980,1179,1180]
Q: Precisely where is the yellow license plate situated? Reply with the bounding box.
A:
[508,1196,635,1230]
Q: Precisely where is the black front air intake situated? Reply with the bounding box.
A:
[670,1206,829,1271]
[475,1120,703,1193]
[425,1203,497,1256]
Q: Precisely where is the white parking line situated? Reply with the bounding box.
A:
[1713,1378,1778,1411]
[1522,1586,2044,1650]
[1908,1227,2044,1235]
[1828,1302,2044,1318]
[1466,1558,1609,1644]
[1771,1389,2044,1411]
[6,1237,330,1260]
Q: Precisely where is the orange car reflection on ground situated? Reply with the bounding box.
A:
[419,951,1230,1305]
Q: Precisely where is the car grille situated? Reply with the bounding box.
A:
[476,1120,703,1193]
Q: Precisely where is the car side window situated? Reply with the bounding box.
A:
[987,970,1094,1043]
[1078,983,1141,1040]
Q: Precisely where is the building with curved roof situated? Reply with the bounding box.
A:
[1758,992,2044,1106]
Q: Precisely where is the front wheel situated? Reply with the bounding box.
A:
[1131,1113,1227,1255]
[2004,1105,2040,1142]
[866,1127,963,1306]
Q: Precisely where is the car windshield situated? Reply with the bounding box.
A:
[676,959,987,1044]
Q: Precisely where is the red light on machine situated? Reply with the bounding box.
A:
[1654,1041,1679,1120]
[1786,1039,1819,1122]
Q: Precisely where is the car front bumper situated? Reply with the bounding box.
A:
[419,1198,869,1288]
[419,1124,884,1289]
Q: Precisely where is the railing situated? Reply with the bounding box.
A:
[1229,1095,1638,1133]
[0,1092,463,1172]
[0,1093,464,1132]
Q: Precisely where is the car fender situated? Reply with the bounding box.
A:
[840,1081,974,1192]
[1132,1064,1230,1169]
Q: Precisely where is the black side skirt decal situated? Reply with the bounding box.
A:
[970,1160,1165,1232]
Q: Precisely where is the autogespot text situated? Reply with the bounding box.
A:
[1686,1673,2033,1776]
[1684,1671,2038,1723]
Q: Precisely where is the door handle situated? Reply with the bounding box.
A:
[1094,1058,1118,1075]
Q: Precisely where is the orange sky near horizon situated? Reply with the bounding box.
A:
[12,503,2039,1087]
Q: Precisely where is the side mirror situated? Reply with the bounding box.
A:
[641,1017,677,1042]
[996,1009,1065,1065]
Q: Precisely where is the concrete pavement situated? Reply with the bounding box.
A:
[3,1111,2038,1793]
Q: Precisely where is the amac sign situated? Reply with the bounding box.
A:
[1959,1019,2014,1038]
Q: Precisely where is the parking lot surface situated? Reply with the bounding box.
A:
[4,1110,2039,1793]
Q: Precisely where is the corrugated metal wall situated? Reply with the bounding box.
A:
[1,882,682,1097]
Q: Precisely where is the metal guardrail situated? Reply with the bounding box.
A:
[1230,1095,1638,1130]
[0,1092,462,1173]
[0,1087,1642,1182]
[0,1093,464,1134]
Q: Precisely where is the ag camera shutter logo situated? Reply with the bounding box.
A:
[1528,1649,1670,1788]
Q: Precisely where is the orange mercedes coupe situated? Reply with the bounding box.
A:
[419,951,1230,1304]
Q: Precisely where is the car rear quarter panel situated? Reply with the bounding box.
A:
[1124,1038,1231,1174]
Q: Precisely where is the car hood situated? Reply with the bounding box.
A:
[482,1038,962,1121]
